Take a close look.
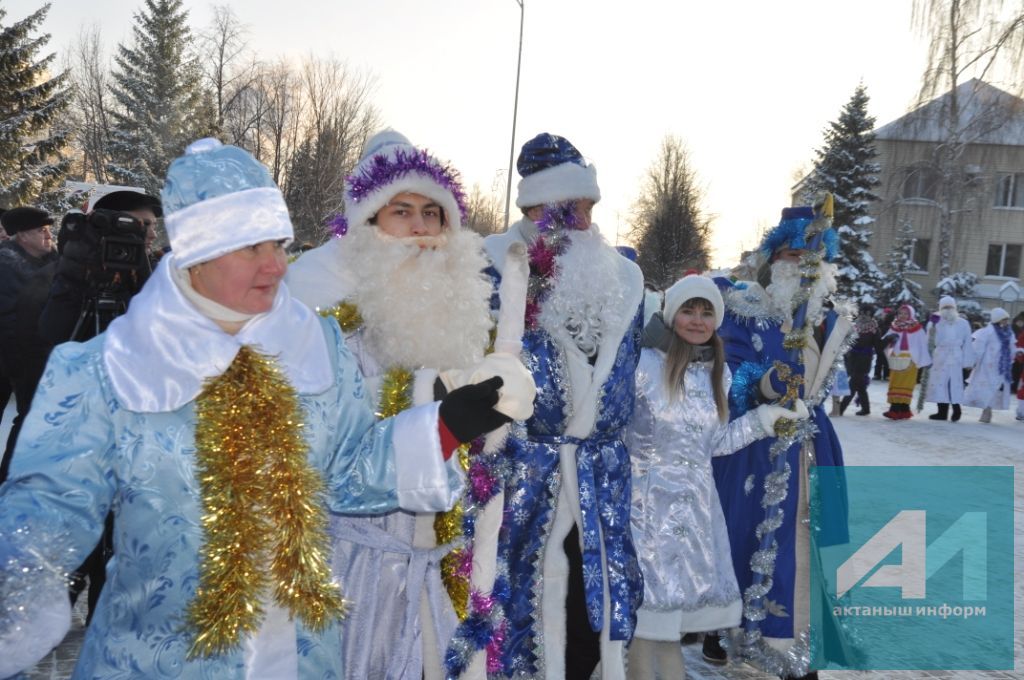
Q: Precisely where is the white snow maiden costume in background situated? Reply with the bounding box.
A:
[963,308,1015,415]
[287,131,533,679]
[0,140,464,680]
[485,133,645,679]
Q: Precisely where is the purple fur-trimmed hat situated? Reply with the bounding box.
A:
[340,130,467,234]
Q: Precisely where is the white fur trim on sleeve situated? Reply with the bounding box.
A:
[0,577,71,678]
[412,368,440,405]
[392,401,464,511]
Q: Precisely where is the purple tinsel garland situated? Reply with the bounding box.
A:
[442,437,511,678]
[524,201,581,329]
[326,213,348,237]
[347,147,468,220]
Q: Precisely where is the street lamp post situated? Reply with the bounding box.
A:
[504,0,524,230]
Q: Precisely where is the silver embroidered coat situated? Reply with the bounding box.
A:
[625,348,766,640]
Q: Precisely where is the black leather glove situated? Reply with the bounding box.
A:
[439,376,512,443]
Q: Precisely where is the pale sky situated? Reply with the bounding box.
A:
[18,0,931,267]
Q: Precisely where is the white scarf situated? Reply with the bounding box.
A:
[103,255,331,413]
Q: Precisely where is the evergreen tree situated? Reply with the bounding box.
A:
[933,271,983,321]
[878,220,924,315]
[801,84,884,304]
[107,0,214,193]
[629,135,711,288]
[0,3,70,207]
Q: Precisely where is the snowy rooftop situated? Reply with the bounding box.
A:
[874,79,1024,146]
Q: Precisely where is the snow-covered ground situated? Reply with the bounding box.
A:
[4,379,1023,679]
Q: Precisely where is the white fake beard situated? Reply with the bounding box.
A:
[940,308,958,322]
[337,226,494,370]
[537,227,625,357]
[766,260,837,323]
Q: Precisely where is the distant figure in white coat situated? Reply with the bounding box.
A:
[963,307,1014,423]
[925,296,973,422]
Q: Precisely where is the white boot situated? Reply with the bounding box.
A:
[980,407,992,424]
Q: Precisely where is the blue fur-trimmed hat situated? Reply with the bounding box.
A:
[161,138,293,268]
[515,133,601,209]
[758,196,839,262]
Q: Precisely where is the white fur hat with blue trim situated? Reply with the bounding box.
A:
[161,138,293,268]
[515,132,600,209]
[663,274,725,328]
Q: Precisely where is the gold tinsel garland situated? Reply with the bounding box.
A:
[770,359,805,439]
[319,301,364,333]
[435,444,472,619]
[186,346,344,658]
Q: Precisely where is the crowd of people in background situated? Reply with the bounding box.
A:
[0,129,1021,680]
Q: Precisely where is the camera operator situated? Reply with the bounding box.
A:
[29,190,161,624]
[38,190,162,345]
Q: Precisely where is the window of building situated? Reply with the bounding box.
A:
[994,173,1024,207]
[910,238,931,272]
[900,167,939,201]
[986,243,1022,278]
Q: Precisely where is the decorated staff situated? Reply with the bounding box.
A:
[711,196,856,679]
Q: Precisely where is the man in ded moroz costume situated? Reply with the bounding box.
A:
[0,139,514,679]
[712,198,853,680]
[484,133,645,679]
[287,130,535,679]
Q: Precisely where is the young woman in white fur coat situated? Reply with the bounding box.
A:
[624,275,809,680]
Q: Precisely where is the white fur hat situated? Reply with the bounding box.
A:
[514,133,601,209]
[161,138,293,268]
[990,307,1010,323]
[342,130,465,232]
[663,274,725,328]
[939,295,956,308]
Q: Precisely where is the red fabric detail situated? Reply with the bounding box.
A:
[439,421,459,460]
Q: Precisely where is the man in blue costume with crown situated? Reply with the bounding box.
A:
[484,133,645,679]
[711,200,853,680]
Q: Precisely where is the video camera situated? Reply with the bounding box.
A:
[60,209,154,340]
[63,208,151,274]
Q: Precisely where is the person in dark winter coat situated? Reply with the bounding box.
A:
[840,306,879,415]
[0,207,58,480]
[873,307,894,380]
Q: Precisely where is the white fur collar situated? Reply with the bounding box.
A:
[103,255,332,413]
[284,238,354,311]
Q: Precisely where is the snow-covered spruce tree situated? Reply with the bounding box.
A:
[878,220,924,314]
[0,3,71,207]
[800,84,883,305]
[629,135,711,288]
[107,0,214,193]
[933,271,983,321]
